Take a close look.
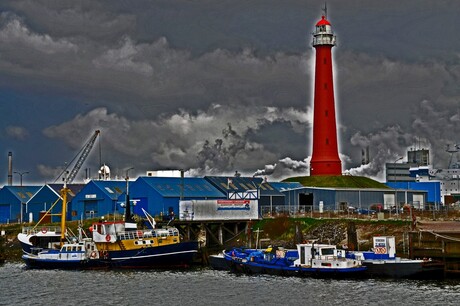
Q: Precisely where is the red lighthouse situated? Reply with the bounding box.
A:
[310,15,342,176]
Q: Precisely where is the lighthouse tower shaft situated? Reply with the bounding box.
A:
[310,16,342,176]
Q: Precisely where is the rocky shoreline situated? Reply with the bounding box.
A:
[1,224,24,262]
[232,217,412,255]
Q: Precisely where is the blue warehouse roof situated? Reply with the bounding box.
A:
[205,176,283,196]
[0,186,41,203]
[46,183,85,201]
[269,182,303,192]
[137,177,225,198]
[90,180,128,199]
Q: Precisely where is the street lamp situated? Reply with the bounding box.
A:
[14,171,29,223]
[124,167,134,222]
[392,157,403,218]
[14,171,29,186]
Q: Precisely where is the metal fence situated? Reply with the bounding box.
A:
[259,204,460,221]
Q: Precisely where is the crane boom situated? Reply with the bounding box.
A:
[65,130,100,184]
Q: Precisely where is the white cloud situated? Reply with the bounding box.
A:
[5,125,29,140]
[93,36,153,76]
[0,12,77,54]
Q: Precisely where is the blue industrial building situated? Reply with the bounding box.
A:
[28,184,85,223]
[386,181,441,207]
[279,186,428,213]
[204,176,288,214]
[70,180,128,220]
[0,186,41,223]
[3,176,435,224]
[129,176,226,218]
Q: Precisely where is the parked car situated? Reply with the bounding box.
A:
[357,208,376,215]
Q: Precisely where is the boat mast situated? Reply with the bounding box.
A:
[60,174,70,246]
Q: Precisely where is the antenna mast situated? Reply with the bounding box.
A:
[322,2,328,18]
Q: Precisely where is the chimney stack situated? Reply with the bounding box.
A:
[8,152,13,186]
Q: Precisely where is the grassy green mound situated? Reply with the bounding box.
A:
[283,175,390,189]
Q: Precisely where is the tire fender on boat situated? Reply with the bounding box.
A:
[105,234,111,242]
[41,227,47,234]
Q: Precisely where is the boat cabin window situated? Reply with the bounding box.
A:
[93,224,106,235]
[321,248,335,256]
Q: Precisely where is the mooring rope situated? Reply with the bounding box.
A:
[419,230,460,242]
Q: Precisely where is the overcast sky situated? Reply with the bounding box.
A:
[1,0,459,185]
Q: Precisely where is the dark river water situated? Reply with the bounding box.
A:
[1,261,460,306]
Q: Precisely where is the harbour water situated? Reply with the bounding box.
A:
[1,261,460,306]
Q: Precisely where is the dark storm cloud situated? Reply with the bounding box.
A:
[41,105,309,179]
[0,0,459,183]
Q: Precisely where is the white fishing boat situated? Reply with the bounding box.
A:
[18,225,63,255]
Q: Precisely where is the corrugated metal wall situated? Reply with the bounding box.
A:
[280,187,427,211]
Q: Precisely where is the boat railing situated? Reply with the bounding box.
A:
[116,230,156,240]
[117,231,142,240]
[168,228,179,236]
[22,226,61,235]
[115,228,179,241]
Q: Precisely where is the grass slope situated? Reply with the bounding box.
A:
[283,175,390,189]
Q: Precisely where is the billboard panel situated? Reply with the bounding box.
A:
[179,199,259,221]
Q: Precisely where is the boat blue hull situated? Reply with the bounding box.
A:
[21,256,106,270]
[19,242,33,255]
[224,252,367,278]
[208,254,229,271]
[228,260,367,277]
[22,241,199,270]
[346,251,445,279]
[107,241,199,269]
[362,260,444,279]
[209,248,259,271]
